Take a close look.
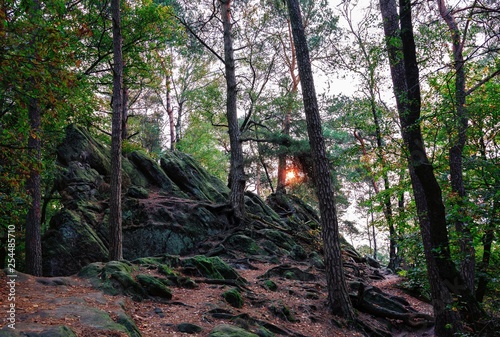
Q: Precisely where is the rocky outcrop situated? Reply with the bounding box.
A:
[44,125,233,276]
[43,125,300,276]
[17,124,439,336]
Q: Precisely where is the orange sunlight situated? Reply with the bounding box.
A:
[285,168,300,184]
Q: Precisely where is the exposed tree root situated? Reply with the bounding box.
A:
[354,282,434,330]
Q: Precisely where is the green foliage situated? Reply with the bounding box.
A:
[176,83,229,181]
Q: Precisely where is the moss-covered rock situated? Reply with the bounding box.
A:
[208,324,259,337]
[181,256,244,282]
[268,302,297,322]
[160,151,229,203]
[256,229,295,251]
[127,185,149,199]
[222,288,244,308]
[79,261,147,300]
[261,279,278,291]
[289,244,308,261]
[226,234,266,256]
[259,265,317,282]
[128,150,183,194]
[136,274,172,299]
[43,209,108,276]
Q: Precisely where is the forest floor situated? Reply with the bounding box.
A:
[0,259,435,337]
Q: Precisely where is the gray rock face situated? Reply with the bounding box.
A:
[43,125,233,276]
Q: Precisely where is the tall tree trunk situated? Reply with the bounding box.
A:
[409,167,463,336]
[109,0,123,261]
[221,0,246,221]
[286,0,355,321]
[25,97,42,276]
[371,210,377,259]
[379,0,485,332]
[25,0,43,276]
[437,0,475,292]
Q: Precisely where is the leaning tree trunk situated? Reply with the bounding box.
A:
[221,0,246,221]
[109,0,124,261]
[437,0,475,292]
[286,0,355,321]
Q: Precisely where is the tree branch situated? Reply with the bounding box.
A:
[466,68,500,96]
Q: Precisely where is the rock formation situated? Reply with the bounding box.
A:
[29,124,435,337]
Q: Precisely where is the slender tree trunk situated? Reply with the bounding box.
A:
[25,98,42,276]
[475,201,496,302]
[437,0,475,292]
[25,0,43,276]
[221,0,246,221]
[175,101,183,144]
[166,74,176,150]
[109,0,123,261]
[371,210,377,259]
[121,86,128,140]
[286,0,355,321]
[370,101,398,270]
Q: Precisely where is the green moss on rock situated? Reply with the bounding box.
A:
[261,279,278,291]
[136,274,172,299]
[181,256,243,281]
[222,288,244,308]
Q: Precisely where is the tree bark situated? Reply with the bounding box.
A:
[410,167,463,336]
[121,86,128,140]
[286,0,355,321]
[221,0,246,221]
[25,0,43,276]
[437,0,475,292]
[109,0,123,261]
[25,97,43,276]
